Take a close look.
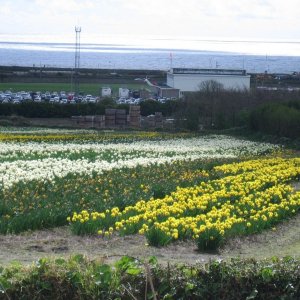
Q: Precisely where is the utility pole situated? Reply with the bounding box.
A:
[74,26,81,97]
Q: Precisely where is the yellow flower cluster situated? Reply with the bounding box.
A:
[0,131,192,143]
[68,210,105,223]
[69,157,300,246]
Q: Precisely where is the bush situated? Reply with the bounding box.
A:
[1,256,299,299]
[0,102,128,118]
[250,101,300,138]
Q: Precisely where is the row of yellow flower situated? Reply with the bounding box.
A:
[68,157,300,249]
[0,131,193,143]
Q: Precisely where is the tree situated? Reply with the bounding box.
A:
[198,80,224,128]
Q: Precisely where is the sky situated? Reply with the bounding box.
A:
[1,0,300,45]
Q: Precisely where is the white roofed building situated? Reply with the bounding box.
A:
[167,68,251,93]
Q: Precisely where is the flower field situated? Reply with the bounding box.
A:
[1,127,299,252]
[69,157,300,250]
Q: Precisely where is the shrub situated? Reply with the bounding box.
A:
[250,101,300,138]
[1,256,300,299]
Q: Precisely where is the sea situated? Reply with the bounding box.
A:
[1,35,300,73]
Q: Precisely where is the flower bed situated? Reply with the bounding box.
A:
[69,158,300,250]
[0,129,282,234]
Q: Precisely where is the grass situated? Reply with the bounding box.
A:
[0,82,149,96]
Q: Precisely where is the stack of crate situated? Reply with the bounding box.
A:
[146,115,156,128]
[84,115,95,128]
[72,116,87,126]
[129,105,141,128]
[84,116,94,123]
[71,116,81,125]
[94,115,105,128]
[155,112,163,128]
[71,115,105,128]
[105,109,116,128]
[115,109,127,127]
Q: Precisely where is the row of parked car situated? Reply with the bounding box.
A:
[0,90,175,106]
[0,90,99,104]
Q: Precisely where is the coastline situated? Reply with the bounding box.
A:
[0,66,165,84]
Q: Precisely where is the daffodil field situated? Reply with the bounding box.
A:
[1,127,299,251]
[69,157,300,250]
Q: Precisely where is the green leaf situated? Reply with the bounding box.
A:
[185,282,195,292]
[148,256,158,266]
[115,256,136,271]
[71,254,85,264]
[94,264,112,287]
[55,258,66,265]
[0,278,11,293]
[261,267,274,282]
[126,267,142,275]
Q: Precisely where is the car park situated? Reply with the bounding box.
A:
[0,88,167,105]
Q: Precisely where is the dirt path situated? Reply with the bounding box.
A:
[0,213,299,266]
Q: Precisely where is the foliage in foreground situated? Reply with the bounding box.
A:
[0,255,299,299]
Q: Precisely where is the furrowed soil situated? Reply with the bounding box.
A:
[0,213,299,266]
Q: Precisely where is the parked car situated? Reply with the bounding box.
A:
[34,95,42,102]
[60,98,68,104]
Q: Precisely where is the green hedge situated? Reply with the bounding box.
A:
[249,101,300,138]
[0,100,178,118]
[0,102,119,118]
[0,255,299,299]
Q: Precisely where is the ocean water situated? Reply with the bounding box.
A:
[0,38,300,73]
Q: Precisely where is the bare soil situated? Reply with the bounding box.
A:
[0,213,299,267]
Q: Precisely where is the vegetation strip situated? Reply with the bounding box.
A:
[0,255,299,299]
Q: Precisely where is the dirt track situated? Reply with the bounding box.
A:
[0,212,299,267]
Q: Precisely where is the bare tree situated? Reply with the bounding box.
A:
[198,80,224,127]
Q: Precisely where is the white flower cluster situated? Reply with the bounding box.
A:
[0,135,279,189]
[0,135,278,160]
[0,126,97,134]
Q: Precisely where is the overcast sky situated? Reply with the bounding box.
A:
[1,0,300,43]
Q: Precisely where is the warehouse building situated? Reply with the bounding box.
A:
[167,68,251,92]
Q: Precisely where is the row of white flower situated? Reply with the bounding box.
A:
[0,135,279,161]
[0,126,97,134]
[0,154,234,189]
[0,135,279,189]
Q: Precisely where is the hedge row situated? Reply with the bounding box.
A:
[249,101,300,138]
[0,255,299,299]
[0,102,120,118]
[0,100,177,118]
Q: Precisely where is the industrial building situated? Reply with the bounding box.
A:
[144,78,180,99]
[167,68,251,92]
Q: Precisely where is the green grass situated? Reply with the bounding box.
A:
[0,82,149,96]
